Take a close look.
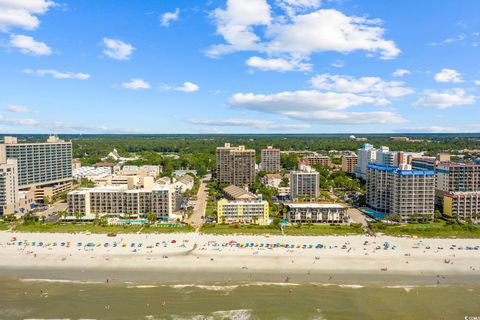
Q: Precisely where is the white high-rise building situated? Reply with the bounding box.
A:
[354,144,377,179]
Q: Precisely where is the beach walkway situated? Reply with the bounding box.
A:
[186,174,211,230]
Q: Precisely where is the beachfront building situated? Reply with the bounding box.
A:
[443,192,480,223]
[261,146,280,173]
[67,184,178,221]
[290,171,319,200]
[436,163,480,221]
[341,153,358,173]
[366,164,435,222]
[216,199,269,224]
[303,154,331,168]
[284,203,347,224]
[0,135,73,202]
[216,143,255,187]
[0,159,19,215]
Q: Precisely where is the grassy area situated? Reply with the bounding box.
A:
[370,221,480,238]
[200,223,363,236]
[13,223,194,234]
[205,199,217,218]
[283,224,363,236]
[0,222,10,231]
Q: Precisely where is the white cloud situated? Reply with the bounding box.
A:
[429,34,466,46]
[208,1,400,70]
[208,0,271,56]
[330,59,344,68]
[434,68,463,83]
[121,78,151,90]
[392,68,410,77]
[394,126,460,133]
[310,73,414,98]
[229,90,405,124]
[175,82,199,93]
[160,8,180,27]
[474,80,480,86]
[102,38,134,60]
[0,0,55,32]
[277,0,322,16]
[246,56,311,72]
[4,104,32,113]
[0,113,40,126]
[413,88,476,109]
[10,34,51,55]
[23,68,91,80]
[188,118,310,130]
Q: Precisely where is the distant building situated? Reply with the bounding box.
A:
[216,143,255,186]
[261,173,283,188]
[174,175,195,192]
[261,146,281,173]
[303,154,331,167]
[121,165,162,177]
[411,156,437,171]
[284,203,347,224]
[173,170,197,177]
[290,171,319,200]
[366,164,435,222]
[217,199,269,224]
[341,154,358,173]
[354,143,377,179]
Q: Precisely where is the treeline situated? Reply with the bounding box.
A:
[13,134,478,175]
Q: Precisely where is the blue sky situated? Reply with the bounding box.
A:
[0,0,479,134]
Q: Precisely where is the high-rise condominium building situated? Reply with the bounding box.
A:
[0,159,19,215]
[290,171,319,200]
[261,146,280,173]
[341,154,358,173]
[0,136,73,200]
[435,163,480,221]
[411,156,438,171]
[303,154,331,167]
[354,144,377,179]
[366,164,435,221]
[216,143,255,186]
[67,184,177,221]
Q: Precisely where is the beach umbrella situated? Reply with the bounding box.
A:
[171,240,176,244]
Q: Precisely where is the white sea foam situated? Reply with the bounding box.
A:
[19,278,103,285]
[126,285,158,289]
[169,309,253,320]
[338,284,364,289]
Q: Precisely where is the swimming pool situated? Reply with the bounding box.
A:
[360,208,386,220]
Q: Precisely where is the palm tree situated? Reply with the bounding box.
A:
[146,212,157,225]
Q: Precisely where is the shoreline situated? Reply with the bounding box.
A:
[1,231,480,285]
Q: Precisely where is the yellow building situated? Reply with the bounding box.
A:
[217,199,269,224]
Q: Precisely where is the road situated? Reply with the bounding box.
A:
[186,174,211,229]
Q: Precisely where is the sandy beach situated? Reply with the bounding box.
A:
[1,231,480,284]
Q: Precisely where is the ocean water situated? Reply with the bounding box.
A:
[1,277,480,320]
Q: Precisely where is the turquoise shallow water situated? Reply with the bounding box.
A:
[1,277,480,320]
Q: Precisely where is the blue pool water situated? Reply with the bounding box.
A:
[361,208,386,220]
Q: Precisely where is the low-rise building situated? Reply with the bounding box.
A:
[223,185,257,201]
[67,184,178,222]
[217,199,269,224]
[261,173,283,188]
[284,203,347,224]
[303,154,331,167]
